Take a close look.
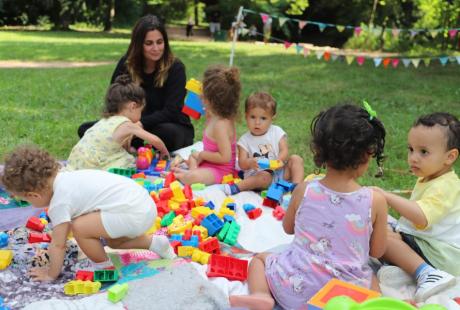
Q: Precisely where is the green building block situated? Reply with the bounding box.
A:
[108,283,129,303]
[94,269,119,282]
[217,221,231,241]
[191,183,206,191]
[161,211,175,227]
[108,167,136,177]
[223,221,240,246]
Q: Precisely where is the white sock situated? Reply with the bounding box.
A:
[149,235,176,259]
[91,257,114,270]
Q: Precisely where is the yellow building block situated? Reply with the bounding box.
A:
[0,250,13,270]
[191,249,211,265]
[192,225,208,239]
[64,280,101,295]
[168,200,180,211]
[221,197,235,208]
[218,207,236,219]
[269,160,283,170]
[221,174,234,184]
[194,197,206,206]
[170,180,186,201]
[145,217,161,235]
[185,78,203,94]
[178,246,195,257]
[168,220,192,235]
[191,206,213,219]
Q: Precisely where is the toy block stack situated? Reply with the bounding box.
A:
[243,203,262,220]
[182,79,205,120]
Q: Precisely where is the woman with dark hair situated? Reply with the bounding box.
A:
[78,15,194,152]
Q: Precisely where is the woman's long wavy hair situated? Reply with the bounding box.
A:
[126,15,174,87]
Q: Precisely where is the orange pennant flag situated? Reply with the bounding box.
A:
[383,58,391,68]
[323,51,331,61]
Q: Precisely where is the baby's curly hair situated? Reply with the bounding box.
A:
[2,145,60,193]
[202,65,241,119]
[310,104,386,170]
[413,112,460,152]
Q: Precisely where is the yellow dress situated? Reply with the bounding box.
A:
[66,116,135,171]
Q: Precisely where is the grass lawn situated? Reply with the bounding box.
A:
[1,30,459,191]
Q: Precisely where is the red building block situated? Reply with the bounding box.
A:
[183,184,193,200]
[159,188,173,201]
[170,240,182,254]
[164,172,176,188]
[207,254,248,281]
[193,214,205,226]
[131,172,146,179]
[247,208,262,220]
[156,200,170,217]
[262,198,278,208]
[199,237,220,254]
[272,205,285,220]
[29,232,52,243]
[76,270,94,281]
[192,230,202,242]
[183,229,192,241]
[26,217,45,232]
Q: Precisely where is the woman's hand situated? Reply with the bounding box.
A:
[29,267,56,282]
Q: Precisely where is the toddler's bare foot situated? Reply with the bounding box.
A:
[229,294,274,310]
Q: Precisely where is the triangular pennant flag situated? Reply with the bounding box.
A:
[295,44,303,54]
[439,57,448,66]
[318,23,326,32]
[423,58,431,66]
[284,41,292,49]
[260,13,269,24]
[279,17,288,27]
[430,30,439,38]
[315,50,325,59]
[336,25,345,32]
[391,58,399,68]
[303,47,310,57]
[411,58,421,68]
[323,51,331,62]
[331,54,339,61]
[383,58,391,68]
[410,30,418,38]
[345,55,354,65]
[356,56,365,66]
[448,29,458,39]
[373,58,382,67]
[354,27,362,36]
[402,59,411,68]
[298,20,307,30]
[240,28,249,36]
[392,28,400,38]
[456,56,460,65]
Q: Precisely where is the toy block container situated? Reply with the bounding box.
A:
[206,254,248,281]
[307,278,380,310]
[94,270,119,282]
[108,283,129,303]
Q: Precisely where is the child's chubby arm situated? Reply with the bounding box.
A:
[369,189,388,258]
[114,122,170,159]
[373,187,428,228]
[277,136,289,162]
[237,146,259,170]
[283,182,307,234]
[199,120,233,164]
[30,222,70,281]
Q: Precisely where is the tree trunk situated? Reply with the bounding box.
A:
[194,0,199,26]
[103,0,115,32]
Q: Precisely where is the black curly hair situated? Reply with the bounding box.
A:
[413,112,460,151]
[310,104,386,170]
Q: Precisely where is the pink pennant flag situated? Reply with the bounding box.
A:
[449,29,458,39]
[356,56,365,66]
[354,27,362,36]
[260,13,269,24]
[298,20,307,30]
[303,47,310,57]
[284,41,292,49]
[391,59,399,68]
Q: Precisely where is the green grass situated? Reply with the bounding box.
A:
[1,30,459,191]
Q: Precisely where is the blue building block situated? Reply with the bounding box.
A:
[185,92,205,114]
[226,202,236,211]
[170,234,182,242]
[243,203,256,213]
[276,179,294,192]
[201,214,224,236]
[182,235,199,247]
[205,201,215,210]
[0,233,8,248]
[223,215,235,223]
[258,158,270,170]
[266,184,283,202]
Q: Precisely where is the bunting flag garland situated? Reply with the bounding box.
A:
[323,51,331,61]
[392,58,399,68]
[318,23,326,32]
[336,25,345,32]
[331,54,339,61]
[449,29,458,39]
[279,17,288,27]
[439,57,448,66]
[284,41,293,49]
[354,27,362,36]
[430,30,439,38]
[423,58,431,66]
[383,58,391,68]
[295,44,303,54]
[373,58,382,67]
[411,59,421,68]
[298,20,307,30]
[345,55,354,65]
[402,59,411,67]
[316,50,325,59]
[260,13,269,24]
[356,56,365,66]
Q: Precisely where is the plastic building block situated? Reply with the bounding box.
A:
[205,201,215,210]
[0,250,13,269]
[258,158,270,169]
[108,167,136,177]
[94,270,119,282]
[261,190,267,198]
[221,174,234,184]
[277,179,294,192]
[201,214,224,236]
[161,211,176,227]
[217,222,231,242]
[266,184,283,203]
[247,208,262,220]
[170,180,186,201]
[28,232,51,243]
[64,280,101,295]
[243,203,256,213]
[217,207,235,219]
[159,188,173,200]
[191,206,213,219]
[307,278,380,310]
[108,283,129,303]
[262,197,278,208]
[170,240,182,254]
[226,202,236,211]
[76,270,94,281]
[207,254,248,281]
[183,184,193,199]
[191,183,206,191]
[131,172,146,180]
[182,105,201,119]
[26,217,45,232]
[191,249,211,265]
[199,237,220,254]
[164,172,176,188]
[178,246,195,257]
[273,205,285,220]
[192,225,208,239]
[182,79,204,119]
[223,221,240,246]
[0,233,8,248]
[323,296,443,310]
[38,211,49,221]
[223,215,235,223]
[269,159,283,170]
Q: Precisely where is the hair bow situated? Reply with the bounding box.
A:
[363,100,377,120]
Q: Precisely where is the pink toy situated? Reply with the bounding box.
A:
[120,250,159,265]
[136,156,150,170]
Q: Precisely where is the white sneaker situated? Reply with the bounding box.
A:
[414,270,456,302]
[377,265,414,287]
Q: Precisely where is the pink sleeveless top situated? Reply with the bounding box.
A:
[199,128,236,183]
